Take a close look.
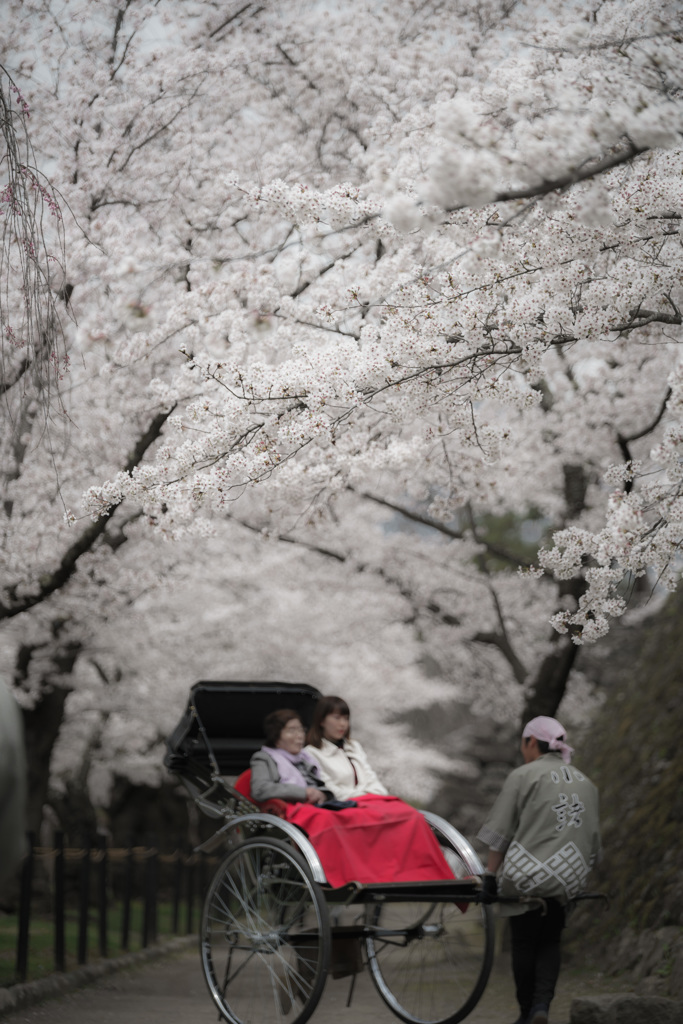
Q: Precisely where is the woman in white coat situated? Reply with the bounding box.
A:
[304,695,388,801]
[301,693,453,886]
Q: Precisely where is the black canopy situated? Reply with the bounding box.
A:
[164,680,323,777]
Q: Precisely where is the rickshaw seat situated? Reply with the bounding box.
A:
[234,769,288,819]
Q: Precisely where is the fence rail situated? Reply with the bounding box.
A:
[8,832,217,987]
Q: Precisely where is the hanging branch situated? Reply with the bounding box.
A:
[0,64,72,423]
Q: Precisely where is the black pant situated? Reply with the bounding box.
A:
[509,899,566,1017]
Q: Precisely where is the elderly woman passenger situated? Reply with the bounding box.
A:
[250,708,332,805]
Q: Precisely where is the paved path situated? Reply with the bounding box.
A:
[0,944,631,1024]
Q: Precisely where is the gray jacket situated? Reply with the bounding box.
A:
[249,749,314,803]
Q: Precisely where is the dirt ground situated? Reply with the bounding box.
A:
[0,942,633,1024]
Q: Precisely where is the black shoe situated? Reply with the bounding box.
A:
[528,1006,548,1024]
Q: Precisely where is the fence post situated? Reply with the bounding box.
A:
[142,845,158,948]
[54,831,65,972]
[15,832,34,983]
[121,840,133,952]
[97,834,108,959]
[172,843,182,935]
[186,851,194,935]
[141,850,150,949]
[77,835,91,965]
[150,845,158,944]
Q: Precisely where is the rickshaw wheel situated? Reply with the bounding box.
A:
[200,836,330,1024]
[366,897,493,1024]
[365,826,494,1024]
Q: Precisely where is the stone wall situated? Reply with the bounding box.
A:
[564,590,683,997]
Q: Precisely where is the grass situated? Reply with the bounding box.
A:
[0,901,191,988]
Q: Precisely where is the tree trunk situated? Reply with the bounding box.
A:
[14,627,83,834]
[522,633,580,721]
[22,685,72,833]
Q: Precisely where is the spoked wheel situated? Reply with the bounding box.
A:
[366,896,494,1024]
[365,817,494,1024]
[201,837,330,1024]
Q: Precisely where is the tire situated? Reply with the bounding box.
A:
[200,836,330,1024]
[365,821,494,1024]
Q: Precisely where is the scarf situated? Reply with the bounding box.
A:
[522,716,575,764]
[261,745,323,787]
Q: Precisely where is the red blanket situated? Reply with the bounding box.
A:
[285,794,453,889]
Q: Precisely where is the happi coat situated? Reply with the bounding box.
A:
[478,752,601,904]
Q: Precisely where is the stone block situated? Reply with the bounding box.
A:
[570,994,683,1024]
[669,948,683,1000]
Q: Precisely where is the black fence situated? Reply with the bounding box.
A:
[11,832,218,986]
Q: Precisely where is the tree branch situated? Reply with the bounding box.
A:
[208,3,256,39]
[471,629,528,686]
[614,310,682,334]
[619,387,672,448]
[0,356,29,395]
[0,407,175,621]
[617,387,672,493]
[352,487,535,568]
[226,513,463,629]
[446,140,649,211]
[466,506,529,684]
[230,514,347,563]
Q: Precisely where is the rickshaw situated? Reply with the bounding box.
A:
[165,681,495,1024]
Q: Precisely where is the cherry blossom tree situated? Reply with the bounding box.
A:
[79,0,683,646]
[0,1,188,826]
[75,0,681,689]
[2,0,682,827]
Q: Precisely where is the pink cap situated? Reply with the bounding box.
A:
[523,716,574,764]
